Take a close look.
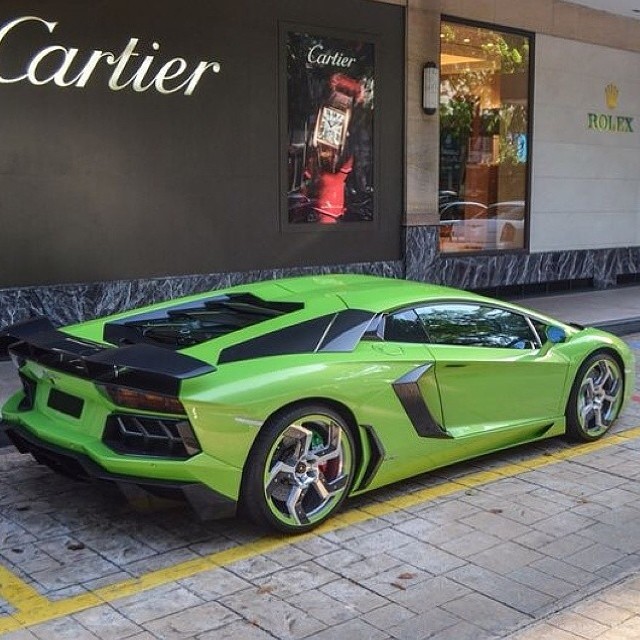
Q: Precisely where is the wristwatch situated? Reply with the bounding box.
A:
[312,74,361,173]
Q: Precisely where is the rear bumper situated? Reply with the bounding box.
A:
[1,421,237,521]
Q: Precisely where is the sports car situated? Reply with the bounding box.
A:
[0,275,634,533]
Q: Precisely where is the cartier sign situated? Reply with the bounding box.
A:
[306,44,356,68]
[0,16,221,96]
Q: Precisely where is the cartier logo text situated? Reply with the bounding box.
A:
[0,16,221,96]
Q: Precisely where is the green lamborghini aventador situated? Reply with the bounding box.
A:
[0,275,634,533]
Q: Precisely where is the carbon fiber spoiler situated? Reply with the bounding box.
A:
[0,317,215,395]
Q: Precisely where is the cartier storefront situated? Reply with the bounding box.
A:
[0,0,404,326]
[2,0,640,328]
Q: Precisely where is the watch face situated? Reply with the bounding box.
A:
[317,107,346,148]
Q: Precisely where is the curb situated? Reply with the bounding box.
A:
[593,317,640,336]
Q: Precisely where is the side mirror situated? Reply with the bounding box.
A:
[546,326,567,344]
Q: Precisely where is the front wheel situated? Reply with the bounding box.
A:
[241,405,356,534]
[566,352,624,442]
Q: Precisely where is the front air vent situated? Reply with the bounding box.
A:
[102,414,201,459]
[48,389,84,418]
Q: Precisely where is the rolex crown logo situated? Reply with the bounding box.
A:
[605,83,619,110]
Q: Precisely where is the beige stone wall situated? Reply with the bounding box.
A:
[530,35,640,252]
[373,0,640,52]
[369,0,640,225]
[406,0,442,226]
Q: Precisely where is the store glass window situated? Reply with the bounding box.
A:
[439,21,532,253]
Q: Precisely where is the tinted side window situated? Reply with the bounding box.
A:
[416,303,537,348]
[384,309,428,343]
[531,319,548,344]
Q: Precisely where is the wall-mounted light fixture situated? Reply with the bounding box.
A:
[422,61,439,115]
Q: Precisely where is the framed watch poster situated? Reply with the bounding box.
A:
[284,30,375,225]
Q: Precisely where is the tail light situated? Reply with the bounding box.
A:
[99,385,186,415]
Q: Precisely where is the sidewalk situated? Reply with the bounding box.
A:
[512,574,640,639]
[0,361,18,410]
[509,285,640,335]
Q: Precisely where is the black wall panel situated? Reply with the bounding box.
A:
[0,0,404,286]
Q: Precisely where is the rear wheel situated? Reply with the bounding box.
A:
[566,352,624,442]
[241,404,356,533]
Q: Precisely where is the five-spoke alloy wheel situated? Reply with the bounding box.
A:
[566,352,624,442]
[241,404,355,533]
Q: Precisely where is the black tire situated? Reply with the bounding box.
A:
[240,404,356,534]
[565,351,624,442]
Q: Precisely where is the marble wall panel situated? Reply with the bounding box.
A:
[405,225,640,291]
[0,261,403,329]
[4,230,640,328]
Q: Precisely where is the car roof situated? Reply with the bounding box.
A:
[250,274,489,313]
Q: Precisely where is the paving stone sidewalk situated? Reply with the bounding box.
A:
[0,338,638,639]
[511,574,640,640]
[4,421,640,640]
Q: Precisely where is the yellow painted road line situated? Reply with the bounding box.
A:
[1,426,639,634]
[0,566,49,612]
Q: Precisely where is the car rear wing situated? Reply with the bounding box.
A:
[0,317,215,395]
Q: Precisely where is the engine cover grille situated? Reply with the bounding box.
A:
[102,414,201,459]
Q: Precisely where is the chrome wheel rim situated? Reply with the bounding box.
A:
[577,358,623,437]
[263,415,352,528]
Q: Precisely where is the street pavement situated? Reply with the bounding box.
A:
[0,288,639,638]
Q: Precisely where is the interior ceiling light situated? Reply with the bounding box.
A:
[441,53,486,67]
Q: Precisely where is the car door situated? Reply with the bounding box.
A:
[416,302,570,442]
[355,307,459,487]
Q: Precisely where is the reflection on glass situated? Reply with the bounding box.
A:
[384,309,427,343]
[439,21,531,253]
[417,304,537,348]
